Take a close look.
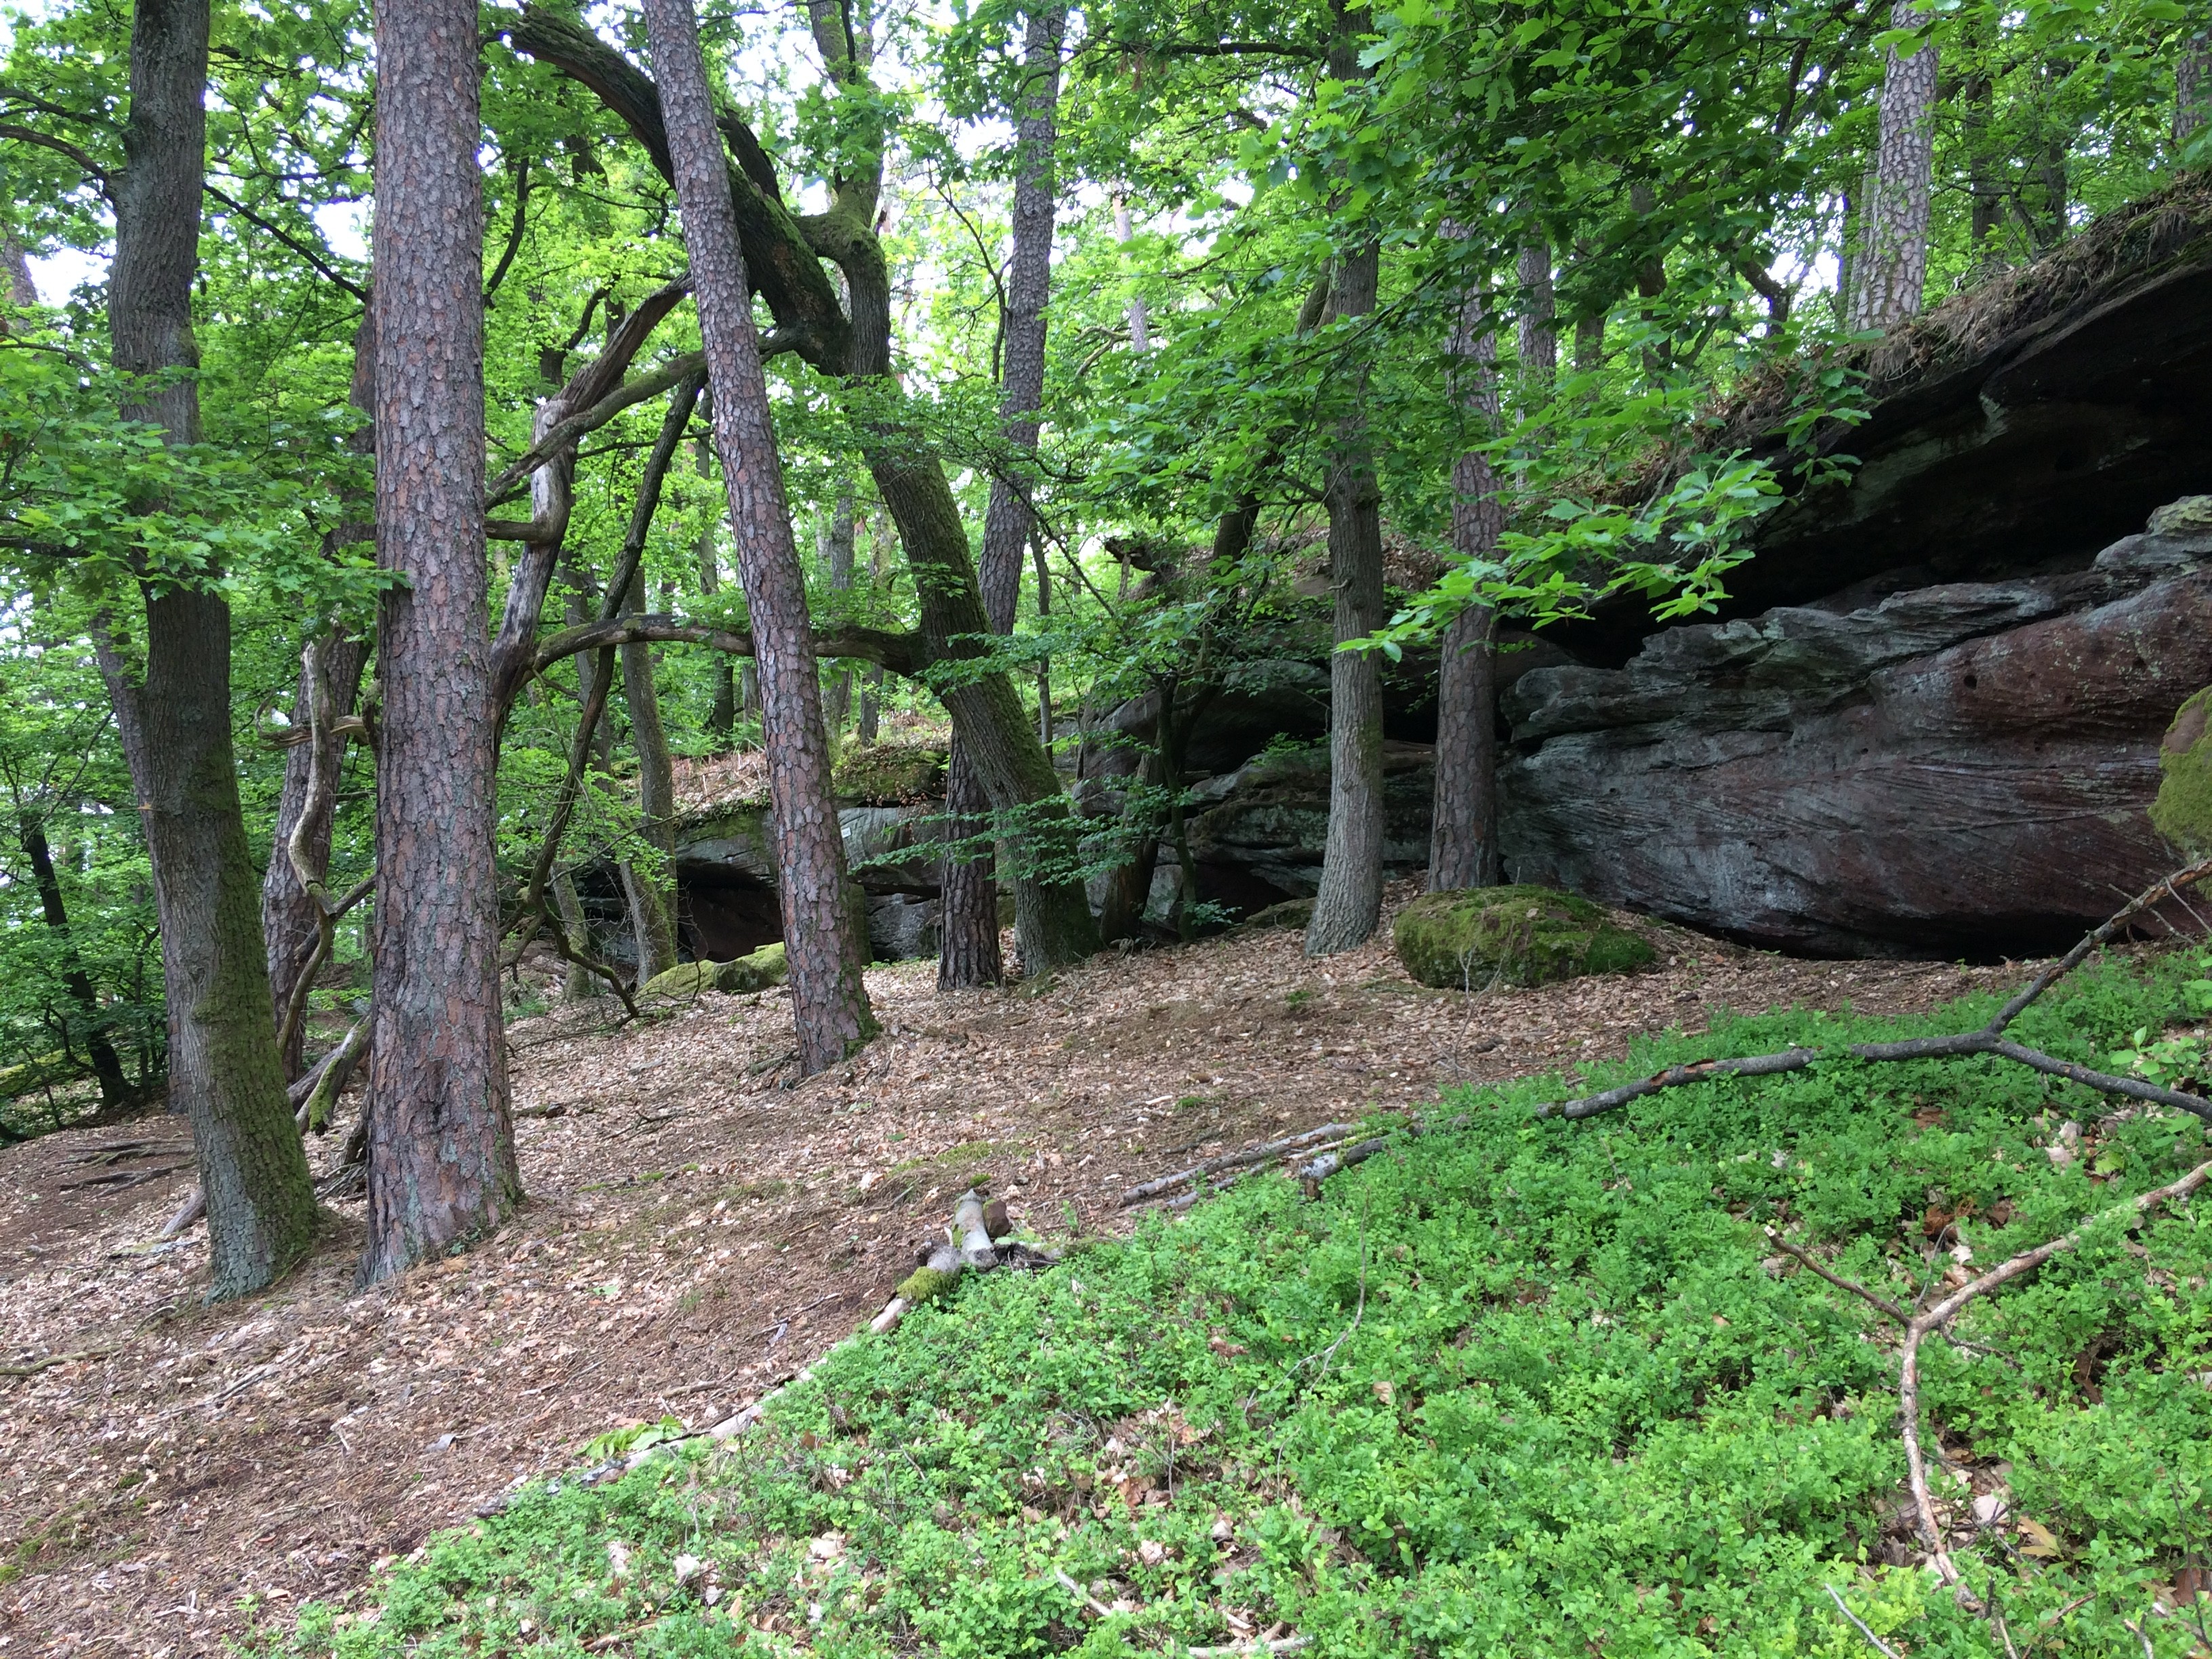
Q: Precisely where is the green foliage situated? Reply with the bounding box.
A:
[264,951,2212,1658]
[2152,687,2212,857]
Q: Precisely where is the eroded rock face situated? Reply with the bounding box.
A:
[1500,509,2212,956]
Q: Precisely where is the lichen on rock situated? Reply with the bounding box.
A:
[2152,684,2212,857]
[1393,884,1656,990]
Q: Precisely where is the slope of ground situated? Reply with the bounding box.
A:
[0,893,2039,1654]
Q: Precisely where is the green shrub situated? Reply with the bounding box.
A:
[262,947,2212,1659]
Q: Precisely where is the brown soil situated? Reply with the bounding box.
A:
[0,890,2027,1655]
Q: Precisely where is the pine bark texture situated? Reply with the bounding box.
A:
[102,0,315,1299]
[363,0,518,1284]
[1849,0,1938,331]
[641,0,874,1071]
[947,0,1068,985]
[1429,285,1504,892]
[1305,243,1387,956]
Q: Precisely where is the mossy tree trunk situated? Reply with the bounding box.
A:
[100,0,315,1298]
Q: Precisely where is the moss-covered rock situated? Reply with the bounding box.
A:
[1393,884,1656,990]
[2152,686,2212,855]
[834,741,947,805]
[643,941,789,1000]
[1240,897,1314,930]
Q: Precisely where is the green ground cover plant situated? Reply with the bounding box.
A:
[264,950,2212,1658]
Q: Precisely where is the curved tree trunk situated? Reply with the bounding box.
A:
[1849,0,1938,331]
[641,0,876,1072]
[936,745,1003,987]
[361,0,518,1284]
[100,0,315,1298]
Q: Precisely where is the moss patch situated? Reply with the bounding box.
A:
[1393,884,1656,990]
[2152,686,2212,857]
[642,942,788,1001]
[833,741,947,805]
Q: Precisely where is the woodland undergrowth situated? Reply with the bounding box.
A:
[259,949,2212,1658]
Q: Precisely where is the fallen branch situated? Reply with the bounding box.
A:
[1121,1122,1359,1206]
[1823,1582,1902,1658]
[1275,860,2212,1192]
[1,1347,115,1379]
[1774,1156,2212,1600]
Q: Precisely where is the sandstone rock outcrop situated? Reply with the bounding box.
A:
[1498,505,2212,956]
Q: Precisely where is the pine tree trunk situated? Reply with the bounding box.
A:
[102,0,315,1298]
[1849,0,1938,331]
[1430,283,1504,891]
[641,0,876,1071]
[361,0,518,1284]
[18,814,133,1109]
[946,0,1069,985]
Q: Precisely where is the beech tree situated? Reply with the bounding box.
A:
[94,0,316,1298]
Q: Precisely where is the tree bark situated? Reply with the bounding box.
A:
[946,0,1069,986]
[641,0,876,1071]
[99,0,315,1298]
[1303,237,1387,956]
[1515,239,1555,384]
[618,578,680,983]
[2181,30,2211,149]
[1306,4,1388,958]
[823,493,857,733]
[1429,283,1504,893]
[936,745,1004,987]
[1849,0,1938,331]
[18,813,132,1108]
[361,0,518,1284]
[262,636,369,1078]
[693,436,737,744]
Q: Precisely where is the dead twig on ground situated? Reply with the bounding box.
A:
[1823,1582,1902,1658]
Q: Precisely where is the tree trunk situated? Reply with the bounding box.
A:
[945,0,1069,987]
[1303,238,1387,957]
[858,662,882,743]
[1515,239,1555,384]
[1113,196,1150,350]
[936,745,1004,988]
[695,436,738,743]
[2180,30,2211,150]
[823,493,857,733]
[18,813,133,1108]
[3,230,36,310]
[1429,285,1504,892]
[618,579,680,983]
[100,0,315,1298]
[361,0,518,1284]
[262,636,368,1078]
[1849,0,1938,331]
[641,0,876,1072]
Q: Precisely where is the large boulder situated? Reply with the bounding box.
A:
[1500,502,2212,956]
[1394,886,1656,989]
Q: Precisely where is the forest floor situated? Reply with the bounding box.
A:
[0,885,2026,1656]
